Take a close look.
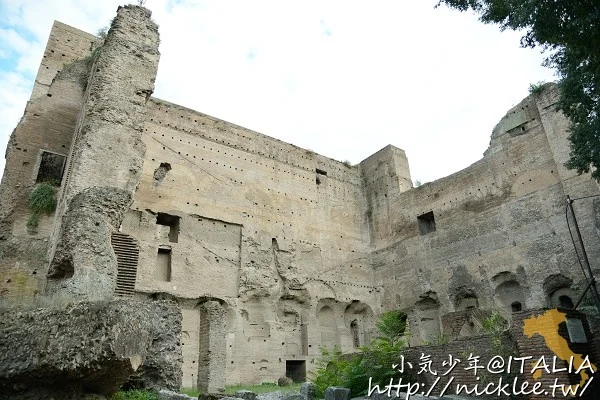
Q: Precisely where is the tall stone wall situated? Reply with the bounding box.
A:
[45,5,161,300]
[0,21,96,306]
[371,86,600,345]
[1,7,600,391]
[128,98,381,384]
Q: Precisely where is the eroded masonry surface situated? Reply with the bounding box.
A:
[1,4,599,391]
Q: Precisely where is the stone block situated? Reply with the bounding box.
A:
[278,376,293,387]
[158,389,196,400]
[325,387,351,400]
[283,393,303,400]
[235,390,258,400]
[0,299,182,399]
[300,382,317,400]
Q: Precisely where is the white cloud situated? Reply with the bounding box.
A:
[0,71,32,174]
[0,0,557,184]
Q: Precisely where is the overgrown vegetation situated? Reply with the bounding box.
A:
[179,382,302,397]
[528,81,547,95]
[310,310,408,397]
[342,160,352,168]
[27,183,57,229]
[422,332,450,346]
[481,311,511,356]
[110,390,158,400]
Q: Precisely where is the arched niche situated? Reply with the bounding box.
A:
[543,274,575,309]
[455,294,479,310]
[343,300,374,348]
[494,279,526,315]
[317,305,340,349]
[413,295,441,344]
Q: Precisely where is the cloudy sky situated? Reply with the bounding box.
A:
[0,0,556,184]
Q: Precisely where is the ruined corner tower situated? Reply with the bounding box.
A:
[45,5,160,300]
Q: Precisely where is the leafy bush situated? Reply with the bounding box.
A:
[27,183,57,228]
[528,81,547,95]
[481,310,508,334]
[311,311,408,397]
[375,310,406,344]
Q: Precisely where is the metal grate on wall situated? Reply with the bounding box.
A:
[111,232,140,297]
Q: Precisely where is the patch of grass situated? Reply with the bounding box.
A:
[110,390,158,400]
[27,183,57,228]
[223,382,301,394]
[342,160,352,168]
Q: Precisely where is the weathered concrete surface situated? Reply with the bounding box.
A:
[0,24,96,307]
[300,382,317,400]
[325,387,351,400]
[47,4,160,301]
[198,300,227,393]
[127,300,183,391]
[235,390,258,400]
[0,299,182,399]
[45,186,132,299]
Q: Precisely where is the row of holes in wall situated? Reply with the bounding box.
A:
[409,168,556,209]
[147,116,361,187]
[150,159,361,226]
[150,130,362,198]
[151,106,361,182]
[149,169,359,227]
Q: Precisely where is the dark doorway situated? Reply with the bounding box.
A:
[286,360,306,382]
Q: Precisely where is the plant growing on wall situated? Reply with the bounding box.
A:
[311,310,408,397]
[27,183,57,229]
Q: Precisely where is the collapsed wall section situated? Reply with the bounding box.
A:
[46,5,160,300]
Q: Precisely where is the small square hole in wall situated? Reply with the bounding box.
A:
[156,246,172,282]
[315,168,327,185]
[417,211,436,235]
[36,151,66,185]
[156,212,180,243]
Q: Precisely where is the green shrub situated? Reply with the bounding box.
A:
[110,390,158,400]
[528,81,547,95]
[27,183,57,228]
[311,311,408,397]
[481,310,508,334]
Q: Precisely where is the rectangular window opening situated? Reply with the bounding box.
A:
[156,246,172,282]
[417,211,436,235]
[156,212,180,243]
[315,168,327,176]
[36,151,66,185]
[285,360,306,382]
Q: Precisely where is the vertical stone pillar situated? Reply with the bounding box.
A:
[198,301,227,393]
[45,5,160,300]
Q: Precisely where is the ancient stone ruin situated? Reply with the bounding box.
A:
[0,3,599,397]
